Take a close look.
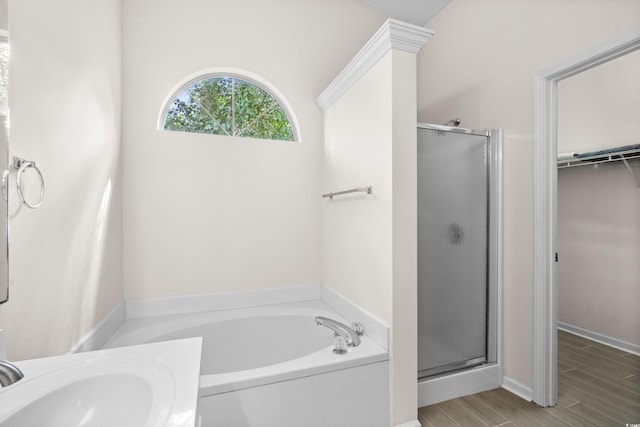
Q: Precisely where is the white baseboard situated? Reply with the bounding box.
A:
[558,321,640,356]
[418,364,501,407]
[395,421,421,427]
[501,376,533,402]
[68,302,126,353]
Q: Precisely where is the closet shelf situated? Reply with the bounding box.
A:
[557,145,640,168]
[557,145,640,188]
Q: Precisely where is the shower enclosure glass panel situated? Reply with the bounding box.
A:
[418,125,489,378]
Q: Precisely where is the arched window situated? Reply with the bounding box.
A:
[161,73,298,142]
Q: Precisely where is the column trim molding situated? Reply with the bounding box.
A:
[316,19,433,112]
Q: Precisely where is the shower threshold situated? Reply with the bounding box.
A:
[418,356,487,380]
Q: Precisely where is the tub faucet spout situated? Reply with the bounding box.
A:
[315,316,361,347]
[0,360,24,387]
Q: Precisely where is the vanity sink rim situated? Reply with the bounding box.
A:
[0,337,202,427]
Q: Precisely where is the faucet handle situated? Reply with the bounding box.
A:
[351,322,364,336]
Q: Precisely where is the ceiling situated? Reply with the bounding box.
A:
[366,0,452,26]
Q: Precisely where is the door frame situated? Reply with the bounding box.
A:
[531,27,640,407]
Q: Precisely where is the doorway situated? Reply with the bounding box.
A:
[532,27,640,407]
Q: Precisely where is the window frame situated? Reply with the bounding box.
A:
[158,68,301,142]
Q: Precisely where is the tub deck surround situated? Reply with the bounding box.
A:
[69,286,391,425]
[320,285,389,351]
[78,284,390,352]
[198,361,390,427]
[69,303,126,354]
[125,284,322,319]
[198,336,387,397]
[103,299,389,397]
[96,289,391,427]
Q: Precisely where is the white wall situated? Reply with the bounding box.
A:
[122,0,386,299]
[558,163,640,346]
[558,50,640,153]
[418,0,640,389]
[0,0,123,360]
[323,55,394,325]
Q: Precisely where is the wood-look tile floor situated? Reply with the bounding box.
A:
[418,330,640,426]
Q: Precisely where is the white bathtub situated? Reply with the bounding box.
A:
[103,299,390,427]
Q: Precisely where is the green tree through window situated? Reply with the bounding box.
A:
[164,77,295,141]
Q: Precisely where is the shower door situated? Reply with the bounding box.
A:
[417,124,490,378]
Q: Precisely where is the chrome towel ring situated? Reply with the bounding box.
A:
[2,156,45,209]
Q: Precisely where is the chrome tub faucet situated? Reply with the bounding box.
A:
[315,316,363,348]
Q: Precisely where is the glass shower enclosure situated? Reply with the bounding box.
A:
[417,123,499,379]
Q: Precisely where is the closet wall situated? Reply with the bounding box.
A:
[557,50,640,349]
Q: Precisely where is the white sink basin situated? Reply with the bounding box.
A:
[0,338,202,427]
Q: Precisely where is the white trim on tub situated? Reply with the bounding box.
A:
[68,302,126,353]
[125,284,321,319]
[558,322,640,356]
[71,284,392,354]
